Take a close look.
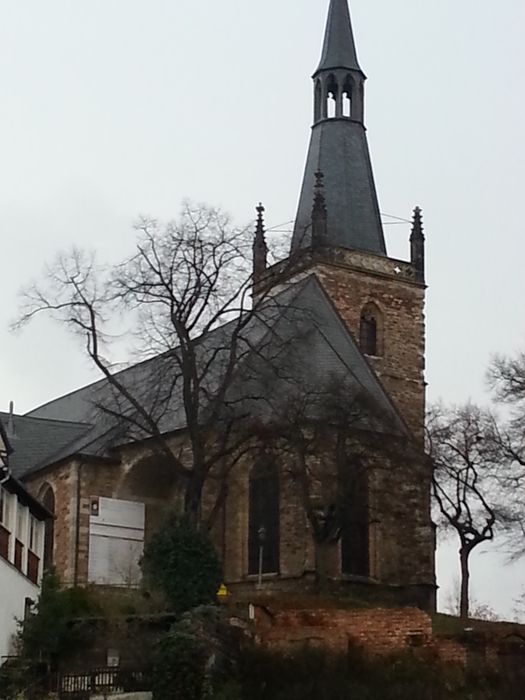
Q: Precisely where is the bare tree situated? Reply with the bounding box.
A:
[15,203,294,527]
[487,352,525,555]
[427,402,500,620]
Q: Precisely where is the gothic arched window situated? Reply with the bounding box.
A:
[360,303,383,357]
[341,462,369,577]
[248,457,280,576]
[314,80,323,123]
[39,483,55,570]
[326,74,338,119]
[343,75,353,118]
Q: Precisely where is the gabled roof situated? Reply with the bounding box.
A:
[19,275,406,479]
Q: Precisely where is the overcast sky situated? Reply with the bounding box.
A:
[1,0,524,618]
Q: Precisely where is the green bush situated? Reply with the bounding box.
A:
[151,628,208,700]
[18,569,93,666]
[233,646,515,700]
[1,570,94,699]
[140,516,222,614]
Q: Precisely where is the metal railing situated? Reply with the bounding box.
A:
[59,667,150,697]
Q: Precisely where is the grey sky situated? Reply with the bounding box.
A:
[1,0,525,617]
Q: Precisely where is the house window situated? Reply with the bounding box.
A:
[15,508,25,572]
[0,488,10,560]
[16,509,25,540]
[0,487,8,527]
[248,457,280,576]
[341,462,369,578]
[29,516,40,553]
[359,303,383,357]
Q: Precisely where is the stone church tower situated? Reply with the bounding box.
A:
[269,0,427,441]
[248,0,434,608]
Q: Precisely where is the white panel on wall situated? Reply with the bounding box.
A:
[88,497,145,586]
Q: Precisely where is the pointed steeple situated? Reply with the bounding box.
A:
[315,0,364,77]
[291,0,386,257]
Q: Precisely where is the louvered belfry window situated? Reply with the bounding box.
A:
[360,313,378,356]
[248,457,280,576]
[341,462,369,578]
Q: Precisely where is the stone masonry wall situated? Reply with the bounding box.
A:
[313,258,426,439]
[25,460,80,585]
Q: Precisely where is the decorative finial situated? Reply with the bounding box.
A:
[410,206,425,283]
[312,171,328,247]
[411,207,424,236]
[256,203,265,233]
[253,202,268,285]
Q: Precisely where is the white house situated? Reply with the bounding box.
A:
[0,418,49,663]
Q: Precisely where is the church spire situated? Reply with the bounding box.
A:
[291,0,386,257]
[314,0,364,77]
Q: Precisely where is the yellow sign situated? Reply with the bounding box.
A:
[217,583,229,598]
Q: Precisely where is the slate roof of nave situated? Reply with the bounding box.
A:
[11,275,407,479]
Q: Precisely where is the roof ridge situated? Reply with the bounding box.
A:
[0,411,92,429]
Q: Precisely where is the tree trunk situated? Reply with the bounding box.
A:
[315,540,335,592]
[459,546,470,620]
[184,476,203,528]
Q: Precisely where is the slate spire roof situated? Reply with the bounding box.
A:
[291,0,387,257]
[314,0,364,77]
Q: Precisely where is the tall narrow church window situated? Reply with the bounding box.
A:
[360,303,383,357]
[248,457,280,576]
[39,483,55,570]
[341,462,369,577]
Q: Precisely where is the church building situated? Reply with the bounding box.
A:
[6,0,436,610]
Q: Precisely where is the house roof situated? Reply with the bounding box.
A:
[0,412,92,479]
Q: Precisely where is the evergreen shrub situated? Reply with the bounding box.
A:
[140,516,222,614]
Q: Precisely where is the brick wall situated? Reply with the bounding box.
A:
[255,606,432,655]
[253,604,525,679]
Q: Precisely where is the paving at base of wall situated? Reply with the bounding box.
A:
[91,694,152,700]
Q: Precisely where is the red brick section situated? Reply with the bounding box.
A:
[255,606,432,655]
[253,605,525,675]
